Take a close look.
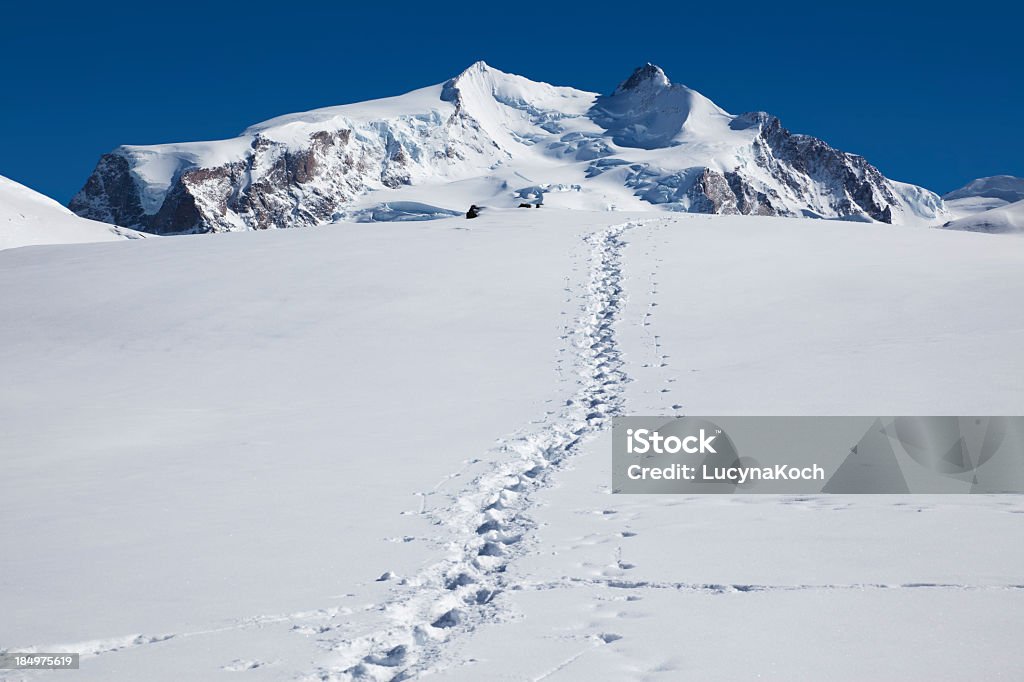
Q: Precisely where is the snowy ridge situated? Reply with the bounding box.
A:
[944,175,1024,204]
[310,220,641,681]
[68,63,948,233]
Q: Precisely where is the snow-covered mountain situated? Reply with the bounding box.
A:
[0,174,143,251]
[69,62,948,234]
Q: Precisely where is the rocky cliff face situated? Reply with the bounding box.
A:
[70,106,499,234]
[70,132,367,234]
[69,62,947,233]
[721,111,911,222]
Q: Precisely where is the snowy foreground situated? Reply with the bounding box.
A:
[2,210,1023,681]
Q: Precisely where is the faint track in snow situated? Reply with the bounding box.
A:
[530,642,600,682]
[308,221,645,681]
[0,634,176,681]
[518,577,1024,595]
[0,633,175,660]
[0,604,358,681]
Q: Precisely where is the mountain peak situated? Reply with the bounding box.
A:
[441,61,505,103]
[462,60,492,74]
[616,63,670,93]
[450,60,502,82]
[593,64,729,150]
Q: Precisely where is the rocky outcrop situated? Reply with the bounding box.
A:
[733,111,901,222]
[72,130,394,234]
[68,154,149,230]
[70,75,503,234]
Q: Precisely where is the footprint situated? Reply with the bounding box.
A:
[363,645,407,668]
[222,659,270,671]
[431,609,461,629]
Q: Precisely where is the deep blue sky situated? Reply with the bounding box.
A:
[3,1,1020,203]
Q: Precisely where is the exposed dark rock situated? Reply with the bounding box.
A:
[687,169,739,214]
[68,154,148,229]
[71,129,378,233]
[734,111,899,222]
[616,63,669,92]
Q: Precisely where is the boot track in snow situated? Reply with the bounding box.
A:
[314,220,643,681]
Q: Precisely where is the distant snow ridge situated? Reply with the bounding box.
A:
[69,62,947,233]
[944,175,1024,204]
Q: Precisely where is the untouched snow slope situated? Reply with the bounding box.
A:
[0,175,141,250]
[944,195,1009,219]
[69,62,947,234]
[2,211,1022,680]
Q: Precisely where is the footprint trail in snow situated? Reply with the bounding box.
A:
[312,220,645,681]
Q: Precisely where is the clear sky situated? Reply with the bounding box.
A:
[3,0,1020,203]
